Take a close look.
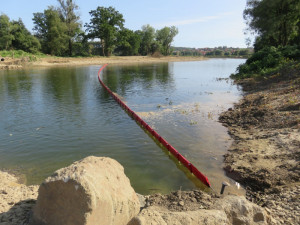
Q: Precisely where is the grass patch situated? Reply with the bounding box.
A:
[0,50,46,61]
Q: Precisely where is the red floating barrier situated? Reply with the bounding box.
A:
[190,164,211,187]
[140,120,147,128]
[145,124,150,131]
[97,64,211,188]
[152,131,160,140]
[160,138,168,147]
[136,116,142,123]
[177,154,190,168]
[169,146,178,156]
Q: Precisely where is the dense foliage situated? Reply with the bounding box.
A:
[156,26,179,56]
[244,0,300,51]
[85,6,125,56]
[33,7,69,56]
[0,14,40,53]
[57,0,81,56]
[232,0,300,79]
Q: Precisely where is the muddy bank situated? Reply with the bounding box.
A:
[0,56,206,70]
[219,64,300,224]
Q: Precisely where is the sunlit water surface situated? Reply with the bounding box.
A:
[0,59,245,194]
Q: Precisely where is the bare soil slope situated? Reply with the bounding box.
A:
[219,63,300,224]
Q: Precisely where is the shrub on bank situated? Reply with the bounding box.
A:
[231,45,300,80]
[0,50,46,61]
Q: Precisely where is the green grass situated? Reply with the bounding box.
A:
[0,50,46,61]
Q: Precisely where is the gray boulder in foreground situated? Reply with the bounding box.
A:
[30,156,140,225]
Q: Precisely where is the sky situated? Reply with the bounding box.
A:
[1,0,248,48]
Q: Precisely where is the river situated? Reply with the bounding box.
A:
[0,58,245,194]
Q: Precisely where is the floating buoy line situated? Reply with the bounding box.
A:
[97,64,211,188]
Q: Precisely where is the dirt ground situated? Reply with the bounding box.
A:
[0,55,206,70]
[143,190,219,212]
[0,171,38,225]
[219,64,300,224]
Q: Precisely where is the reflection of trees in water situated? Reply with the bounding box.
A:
[0,70,33,100]
[41,67,90,121]
[43,67,85,105]
[102,63,175,97]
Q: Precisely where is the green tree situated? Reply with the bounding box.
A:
[33,7,68,56]
[57,0,81,56]
[214,49,224,56]
[11,19,41,53]
[238,49,250,56]
[0,14,14,50]
[71,31,91,56]
[156,26,178,56]
[244,0,300,50]
[116,28,141,56]
[85,6,124,56]
[138,24,155,55]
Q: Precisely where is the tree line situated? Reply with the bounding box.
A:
[232,0,300,79]
[172,47,253,57]
[0,0,178,57]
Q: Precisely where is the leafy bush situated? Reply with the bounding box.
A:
[231,46,292,79]
[280,45,300,59]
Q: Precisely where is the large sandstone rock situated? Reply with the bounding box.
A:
[30,156,140,225]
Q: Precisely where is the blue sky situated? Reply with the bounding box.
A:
[1,0,248,48]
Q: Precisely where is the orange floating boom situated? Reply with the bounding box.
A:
[97,64,211,188]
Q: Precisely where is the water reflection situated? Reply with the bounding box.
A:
[0,70,33,101]
[43,67,85,104]
[102,63,175,97]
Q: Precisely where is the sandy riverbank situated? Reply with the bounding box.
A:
[0,56,206,70]
[219,63,300,224]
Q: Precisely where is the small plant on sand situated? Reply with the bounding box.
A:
[207,112,213,120]
[189,120,198,125]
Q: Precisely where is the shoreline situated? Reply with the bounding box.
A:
[219,64,300,224]
[0,56,207,70]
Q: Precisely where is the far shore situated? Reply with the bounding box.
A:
[0,55,208,70]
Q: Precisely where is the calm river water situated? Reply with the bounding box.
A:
[0,59,245,194]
